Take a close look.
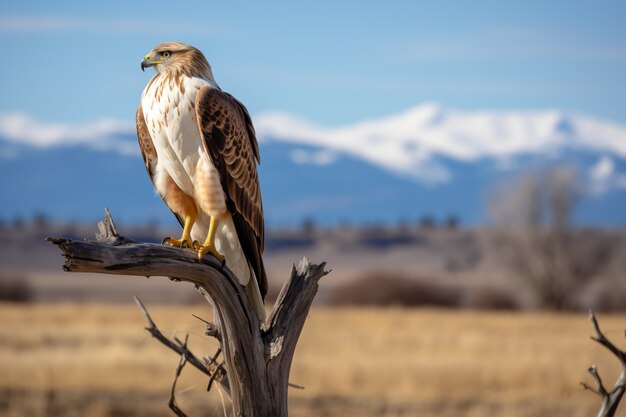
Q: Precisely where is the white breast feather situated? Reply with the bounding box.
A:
[141,76,210,196]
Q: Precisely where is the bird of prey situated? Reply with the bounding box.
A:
[136,42,266,320]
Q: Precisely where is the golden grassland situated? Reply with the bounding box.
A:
[0,303,624,417]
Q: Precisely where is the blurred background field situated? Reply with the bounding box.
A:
[1,303,624,417]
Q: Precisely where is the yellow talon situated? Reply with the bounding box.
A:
[162,236,194,249]
[197,243,225,262]
[162,213,196,249]
[197,215,224,262]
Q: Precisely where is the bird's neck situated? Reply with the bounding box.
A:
[157,68,218,88]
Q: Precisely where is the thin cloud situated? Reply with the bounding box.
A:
[0,14,220,36]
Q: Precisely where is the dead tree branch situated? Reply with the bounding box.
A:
[48,209,328,417]
[581,311,626,417]
[169,342,189,417]
[134,296,229,394]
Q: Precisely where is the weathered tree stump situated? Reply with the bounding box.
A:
[48,209,328,417]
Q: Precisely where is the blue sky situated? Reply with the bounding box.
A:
[1,0,625,126]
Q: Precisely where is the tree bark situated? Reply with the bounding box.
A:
[47,209,328,417]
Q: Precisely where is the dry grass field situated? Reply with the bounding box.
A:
[0,303,624,417]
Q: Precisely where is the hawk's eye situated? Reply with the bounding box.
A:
[162,51,171,58]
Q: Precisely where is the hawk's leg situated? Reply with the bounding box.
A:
[163,213,197,249]
[197,215,225,262]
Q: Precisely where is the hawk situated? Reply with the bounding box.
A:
[136,42,266,319]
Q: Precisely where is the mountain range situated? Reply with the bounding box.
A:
[1,103,625,226]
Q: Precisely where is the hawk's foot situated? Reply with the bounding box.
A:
[197,244,225,262]
[162,236,194,249]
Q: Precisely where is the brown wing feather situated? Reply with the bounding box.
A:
[136,104,158,179]
[136,104,184,228]
[195,87,267,298]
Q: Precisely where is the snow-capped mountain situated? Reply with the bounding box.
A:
[1,104,625,226]
[255,103,626,185]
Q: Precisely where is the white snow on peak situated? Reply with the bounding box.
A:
[0,112,137,156]
[255,103,626,183]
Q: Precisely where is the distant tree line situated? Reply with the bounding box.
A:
[296,213,461,233]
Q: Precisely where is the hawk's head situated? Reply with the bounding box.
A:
[141,42,214,80]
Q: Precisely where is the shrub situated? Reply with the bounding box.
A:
[328,272,461,307]
[461,287,519,310]
[0,274,33,302]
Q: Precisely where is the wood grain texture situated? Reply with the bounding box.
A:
[48,209,328,417]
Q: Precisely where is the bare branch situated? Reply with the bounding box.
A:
[582,381,603,397]
[590,310,626,363]
[134,297,216,377]
[203,348,222,369]
[588,365,609,397]
[207,361,226,392]
[192,313,221,341]
[96,208,119,240]
[582,311,626,417]
[168,352,189,417]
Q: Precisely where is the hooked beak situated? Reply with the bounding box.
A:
[140,53,160,72]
